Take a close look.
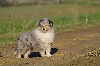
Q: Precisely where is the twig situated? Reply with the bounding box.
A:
[10,0,16,19]
[31,0,43,21]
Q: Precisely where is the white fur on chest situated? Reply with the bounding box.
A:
[34,29,54,44]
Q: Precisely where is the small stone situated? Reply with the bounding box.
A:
[62,49,64,50]
[35,57,39,58]
[0,55,3,57]
[70,53,71,54]
[63,58,65,59]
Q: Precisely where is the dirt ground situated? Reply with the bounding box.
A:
[0,26,100,66]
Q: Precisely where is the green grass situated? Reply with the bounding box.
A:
[0,1,100,46]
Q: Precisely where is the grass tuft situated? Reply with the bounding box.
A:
[0,2,100,46]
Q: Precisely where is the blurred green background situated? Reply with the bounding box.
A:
[0,0,100,46]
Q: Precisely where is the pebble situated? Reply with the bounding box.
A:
[0,55,3,57]
[70,53,71,54]
[34,64,36,66]
[25,62,30,64]
[64,51,67,53]
[35,57,39,58]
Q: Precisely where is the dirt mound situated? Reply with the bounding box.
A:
[0,26,100,66]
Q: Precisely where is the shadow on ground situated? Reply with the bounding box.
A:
[27,48,58,58]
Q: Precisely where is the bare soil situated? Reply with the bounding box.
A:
[0,26,100,66]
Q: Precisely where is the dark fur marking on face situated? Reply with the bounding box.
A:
[38,22,41,27]
[38,19,44,27]
[39,19,44,22]
[48,20,53,27]
[17,37,20,40]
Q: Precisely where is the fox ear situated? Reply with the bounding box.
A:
[48,20,53,27]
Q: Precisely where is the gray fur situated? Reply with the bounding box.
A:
[14,18,54,58]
